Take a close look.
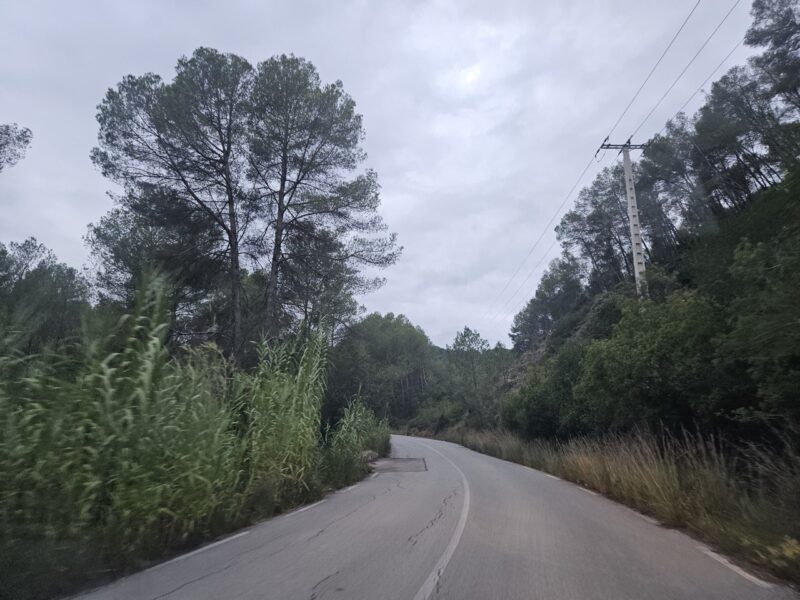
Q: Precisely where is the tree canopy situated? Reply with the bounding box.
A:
[90,49,399,361]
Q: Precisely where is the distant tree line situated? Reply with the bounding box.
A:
[324,314,513,430]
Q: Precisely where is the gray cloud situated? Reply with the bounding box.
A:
[0,0,755,345]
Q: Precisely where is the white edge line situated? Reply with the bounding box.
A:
[634,511,659,525]
[149,531,250,571]
[412,440,471,600]
[544,473,560,481]
[293,499,326,514]
[698,546,772,589]
[579,487,599,496]
[370,472,379,479]
[340,484,358,493]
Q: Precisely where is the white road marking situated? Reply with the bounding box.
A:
[369,472,379,479]
[292,499,326,515]
[340,484,358,493]
[578,487,599,496]
[412,440,471,600]
[633,511,659,525]
[698,546,772,588]
[149,531,250,570]
[544,473,560,481]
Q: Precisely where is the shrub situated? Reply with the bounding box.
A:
[325,397,391,487]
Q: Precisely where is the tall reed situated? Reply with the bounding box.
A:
[325,397,391,486]
[0,279,387,600]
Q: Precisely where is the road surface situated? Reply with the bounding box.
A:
[75,435,796,599]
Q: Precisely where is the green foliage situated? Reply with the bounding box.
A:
[241,332,329,509]
[326,313,434,422]
[445,327,512,426]
[510,254,588,353]
[90,49,399,357]
[501,1,800,448]
[504,162,800,441]
[0,122,32,173]
[722,225,800,421]
[406,398,465,434]
[0,278,386,600]
[575,293,728,431]
[325,397,391,487]
[0,238,90,353]
[325,314,512,432]
[503,28,800,441]
[503,339,589,438]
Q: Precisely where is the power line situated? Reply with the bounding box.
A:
[656,35,744,137]
[498,22,748,328]
[487,238,561,327]
[483,155,596,325]
[628,0,743,140]
[599,0,702,150]
[482,2,705,323]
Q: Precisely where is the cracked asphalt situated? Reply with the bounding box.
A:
[73,435,797,600]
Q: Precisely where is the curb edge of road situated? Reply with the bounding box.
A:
[419,435,788,594]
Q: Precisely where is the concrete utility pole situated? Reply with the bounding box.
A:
[600,140,648,298]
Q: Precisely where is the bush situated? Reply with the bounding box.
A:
[325,397,391,487]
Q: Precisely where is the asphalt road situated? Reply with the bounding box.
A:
[74,435,797,600]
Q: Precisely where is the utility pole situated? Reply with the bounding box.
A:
[600,139,648,298]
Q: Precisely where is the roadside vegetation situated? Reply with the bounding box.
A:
[1,0,798,595]
[1,47,394,600]
[0,279,389,600]
[440,427,800,584]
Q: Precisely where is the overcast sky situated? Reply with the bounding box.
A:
[0,0,756,346]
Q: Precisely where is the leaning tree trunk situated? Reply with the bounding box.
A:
[227,197,242,363]
[265,205,285,339]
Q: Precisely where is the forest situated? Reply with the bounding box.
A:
[330,0,800,445]
[1,0,799,596]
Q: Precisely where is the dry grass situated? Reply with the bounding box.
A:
[439,427,800,585]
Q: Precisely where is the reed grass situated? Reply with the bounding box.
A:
[325,397,391,487]
[0,279,389,600]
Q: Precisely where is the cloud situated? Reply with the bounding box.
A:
[0,0,756,345]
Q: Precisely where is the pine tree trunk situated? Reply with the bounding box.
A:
[265,204,285,339]
[227,195,242,363]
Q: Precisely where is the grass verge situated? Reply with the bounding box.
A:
[437,427,800,586]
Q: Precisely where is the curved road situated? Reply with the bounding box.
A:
[76,435,796,599]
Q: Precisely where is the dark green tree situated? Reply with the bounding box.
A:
[247,55,399,336]
[0,123,32,173]
[92,48,254,359]
[746,0,800,112]
[0,239,89,353]
[510,253,586,352]
[91,50,398,356]
[325,313,433,423]
[448,326,489,393]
